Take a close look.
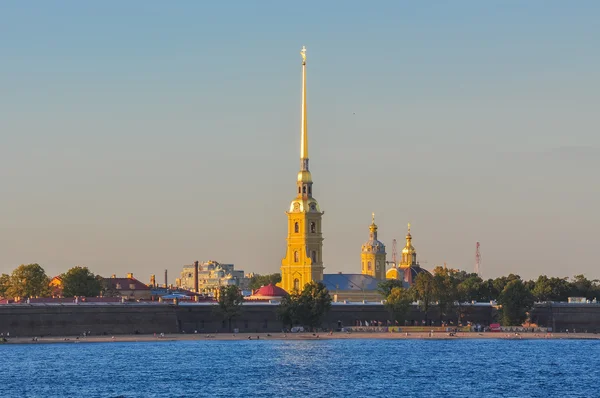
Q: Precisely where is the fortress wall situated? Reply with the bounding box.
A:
[3,303,598,337]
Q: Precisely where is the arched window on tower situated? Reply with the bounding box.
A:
[294,278,300,291]
[294,251,299,262]
[367,261,372,271]
[308,186,312,195]
[298,187,301,194]
[311,251,317,263]
[302,186,306,194]
[310,222,316,233]
[412,254,416,264]
[294,222,299,233]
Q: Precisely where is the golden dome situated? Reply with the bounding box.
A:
[297,170,313,183]
[386,267,404,280]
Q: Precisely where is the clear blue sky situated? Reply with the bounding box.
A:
[1,1,599,282]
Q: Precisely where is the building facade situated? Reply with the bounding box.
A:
[178,261,250,294]
[280,46,324,293]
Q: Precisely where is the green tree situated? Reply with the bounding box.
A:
[61,266,102,297]
[277,292,299,329]
[458,275,484,302]
[248,273,282,291]
[6,264,51,299]
[0,274,10,298]
[385,287,412,324]
[216,285,244,332]
[497,279,534,326]
[432,266,459,321]
[569,274,599,300]
[97,276,120,297]
[532,275,553,302]
[296,281,332,330]
[377,279,404,298]
[413,272,435,323]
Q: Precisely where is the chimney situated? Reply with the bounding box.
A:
[150,274,156,287]
[194,260,199,293]
[164,269,168,288]
[127,273,133,279]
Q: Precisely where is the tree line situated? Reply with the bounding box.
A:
[380,267,600,326]
[0,263,119,300]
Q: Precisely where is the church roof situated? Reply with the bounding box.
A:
[252,284,288,298]
[322,274,381,292]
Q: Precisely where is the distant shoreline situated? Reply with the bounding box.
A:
[2,332,599,345]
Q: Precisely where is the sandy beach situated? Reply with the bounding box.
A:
[2,331,600,345]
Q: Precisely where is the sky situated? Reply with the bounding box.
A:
[1,1,599,282]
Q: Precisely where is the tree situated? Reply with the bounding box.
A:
[385,287,412,324]
[413,272,435,323]
[570,274,599,300]
[277,292,300,329]
[97,276,120,297]
[60,266,102,297]
[432,266,459,322]
[497,279,534,326]
[377,279,404,298]
[216,285,244,332]
[248,273,282,291]
[298,282,332,330]
[458,275,484,302]
[0,274,10,298]
[6,264,51,299]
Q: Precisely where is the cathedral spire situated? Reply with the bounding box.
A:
[300,45,308,171]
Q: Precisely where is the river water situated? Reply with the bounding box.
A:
[1,338,599,397]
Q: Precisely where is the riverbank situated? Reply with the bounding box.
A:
[2,331,599,345]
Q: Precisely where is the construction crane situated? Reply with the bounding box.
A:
[385,239,398,268]
[475,242,482,277]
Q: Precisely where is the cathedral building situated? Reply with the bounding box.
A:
[279,47,382,301]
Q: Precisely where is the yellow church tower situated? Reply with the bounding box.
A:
[361,213,387,280]
[280,46,324,293]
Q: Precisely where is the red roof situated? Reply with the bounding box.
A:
[252,284,288,297]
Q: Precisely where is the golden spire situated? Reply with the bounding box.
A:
[300,45,308,162]
[372,212,375,224]
[407,222,411,234]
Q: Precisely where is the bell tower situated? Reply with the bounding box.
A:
[361,213,387,280]
[280,46,324,293]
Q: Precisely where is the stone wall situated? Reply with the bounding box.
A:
[0,303,497,337]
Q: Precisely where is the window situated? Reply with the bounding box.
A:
[310,222,316,233]
[367,261,372,271]
[311,251,317,263]
[308,186,312,195]
[298,187,301,194]
[294,278,300,291]
[294,222,299,233]
[302,186,306,194]
[376,261,380,271]
[116,283,121,290]
[294,251,299,262]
